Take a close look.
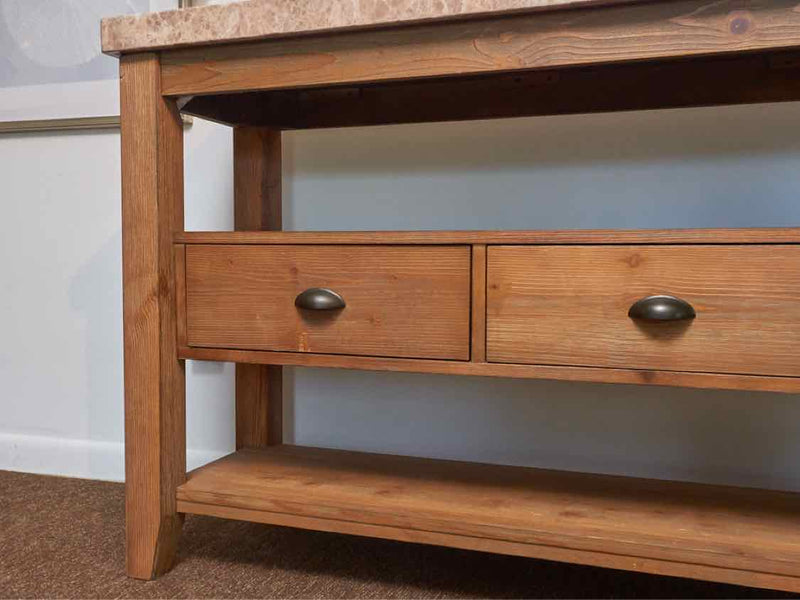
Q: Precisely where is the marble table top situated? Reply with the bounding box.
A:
[102,0,630,55]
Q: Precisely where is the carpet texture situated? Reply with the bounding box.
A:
[0,469,794,599]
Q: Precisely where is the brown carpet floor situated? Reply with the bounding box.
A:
[0,470,795,599]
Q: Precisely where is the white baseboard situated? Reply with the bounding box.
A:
[0,432,229,482]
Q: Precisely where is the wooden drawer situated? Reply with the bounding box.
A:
[487,245,800,377]
[185,245,471,360]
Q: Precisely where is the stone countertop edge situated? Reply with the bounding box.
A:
[101,0,634,56]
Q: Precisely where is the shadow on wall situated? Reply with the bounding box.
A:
[290,368,800,492]
[285,103,800,171]
[284,102,800,231]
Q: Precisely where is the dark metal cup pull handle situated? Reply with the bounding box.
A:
[628,295,696,322]
[295,288,346,311]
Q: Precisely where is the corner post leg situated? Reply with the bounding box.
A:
[120,53,186,579]
[233,127,283,450]
[233,128,283,448]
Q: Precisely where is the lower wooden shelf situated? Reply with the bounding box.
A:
[177,445,800,592]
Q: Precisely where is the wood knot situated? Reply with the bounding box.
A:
[560,510,584,518]
[729,12,752,36]
[158,274,172,296]
[624,253,643,268]
[638,370,657,383]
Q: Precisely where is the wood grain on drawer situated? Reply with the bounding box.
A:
[487,246,800,377]
[186,245,471,360]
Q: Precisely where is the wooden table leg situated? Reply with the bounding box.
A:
[120,53,186,579]
[233,127,283,448]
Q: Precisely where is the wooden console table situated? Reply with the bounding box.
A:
[103,0,800,591]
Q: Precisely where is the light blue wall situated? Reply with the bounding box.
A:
[286,105,800,231]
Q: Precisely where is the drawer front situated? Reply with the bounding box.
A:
[487,245,800,376]
[186,245,471,360]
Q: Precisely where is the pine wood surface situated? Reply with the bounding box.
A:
[174,496,800,592]
[232,127,284,450]
[185,245,472,360]
[176,445,800,590]
[470,245,487,363]
[174,245,187,349]
[120,53,186,580]
[178,346,800,394]
[487,245,800,377]
[174,228,800,246]
[180,52,800,129]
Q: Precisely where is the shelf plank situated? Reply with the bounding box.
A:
[178,346,800,394]
[175,228,800,246]
[177,446,800,591]
[177,500,800,593]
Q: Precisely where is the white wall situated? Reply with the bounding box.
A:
[2,103,800,491]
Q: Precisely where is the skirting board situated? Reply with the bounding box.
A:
[0,432,228,482]
[3,430,800,492]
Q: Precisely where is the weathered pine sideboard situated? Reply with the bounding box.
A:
[103,0,800,591]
